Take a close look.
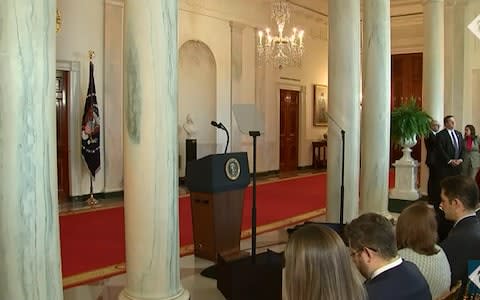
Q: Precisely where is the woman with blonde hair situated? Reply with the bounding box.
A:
[284,224,367,300]
[396,202,451,299]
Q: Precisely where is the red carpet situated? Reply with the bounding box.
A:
[60,170,395,287]
[59,206,126,279]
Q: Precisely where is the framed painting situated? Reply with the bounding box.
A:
[313,84,328,126]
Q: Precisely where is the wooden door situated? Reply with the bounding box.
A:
[279,89,299,174]
[391,53,423,164]
[56,71,70,202]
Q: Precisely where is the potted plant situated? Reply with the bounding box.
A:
[390,98,432,161]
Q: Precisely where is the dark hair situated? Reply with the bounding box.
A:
[396,202,439,255]
[465,124,477,138]
[440,175,479,210]
[344,213,397,259]
[444,115,454,126]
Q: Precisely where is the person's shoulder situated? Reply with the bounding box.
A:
[401,260,422,272]
[438,128,449,135]
[442,218,480,245]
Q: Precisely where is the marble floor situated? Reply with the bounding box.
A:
[63,215,325,300]
[62,169,326,300]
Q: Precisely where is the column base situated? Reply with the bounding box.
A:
[389,189,421,201]
[119,288,190,300]
[388,198,417,213]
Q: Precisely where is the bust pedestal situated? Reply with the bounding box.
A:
[186,139,197,165]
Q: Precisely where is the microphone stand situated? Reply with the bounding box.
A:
[249,130,260,263]
[222,125,230,154]
[211,121,229,154]
[340,130,345,224]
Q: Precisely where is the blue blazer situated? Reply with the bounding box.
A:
[366,260,432,300]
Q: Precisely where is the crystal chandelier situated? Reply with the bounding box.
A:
[257,0,304,69]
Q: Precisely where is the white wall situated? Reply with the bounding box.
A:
[179,9,232,155]
[463,1,480,128]
[56,0,105,196]
[104,1,124,192]
[279,35,329,167]
[178,41,217,177]
[179,0,330,172]
[57,0,468,195]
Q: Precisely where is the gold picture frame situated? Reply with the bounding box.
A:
[313,84,328,126]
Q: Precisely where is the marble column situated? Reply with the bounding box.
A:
[327,0,361,222]
[421,0,445,196]
[360,0,391,214]
[120,1,189,300]
[0,1,63,300]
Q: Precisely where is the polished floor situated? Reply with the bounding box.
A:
[62,169,325,300]
[63,215,325,300]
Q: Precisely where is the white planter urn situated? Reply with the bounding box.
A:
[399,136,417,162]
[389,135,421,201]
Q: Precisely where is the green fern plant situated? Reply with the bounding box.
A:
[390,98,432,147]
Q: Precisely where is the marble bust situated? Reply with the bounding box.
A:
[183,113,197,139]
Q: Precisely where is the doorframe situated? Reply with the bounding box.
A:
[276,83,306,170]
[56,60,81,197]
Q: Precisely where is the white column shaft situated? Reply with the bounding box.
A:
[423,0,444,121]
[327,0,361,222]
[360,0,391,213]
[0,1,63,299]
[121,1,188,299]
[421,0,445,195]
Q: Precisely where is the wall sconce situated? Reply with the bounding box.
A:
[56,9,62,33]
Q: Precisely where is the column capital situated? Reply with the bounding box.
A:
[229,21,246,32]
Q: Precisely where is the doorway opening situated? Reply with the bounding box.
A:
[279,89,300,175]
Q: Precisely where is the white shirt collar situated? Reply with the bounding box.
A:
[454,213,477,227]
[370,257,403,280]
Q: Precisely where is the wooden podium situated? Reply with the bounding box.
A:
[186,152,250,262]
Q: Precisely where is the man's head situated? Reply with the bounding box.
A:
[430,120,440,133]
[344,213,397,279]
[440,175,479,221]
[443,115,455,130]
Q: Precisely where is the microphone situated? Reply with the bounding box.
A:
[211,120,229,154]
[210,120,220,128]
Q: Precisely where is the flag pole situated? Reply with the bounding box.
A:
[87,174,98,207]
[85,49,98,207]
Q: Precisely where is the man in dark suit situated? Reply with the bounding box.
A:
[440,175,480,287]
[432,115,464,241]
[345,213,431,300]
[425,119,440,205]
[434,115,464,184]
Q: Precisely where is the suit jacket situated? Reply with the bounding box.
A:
[440,216,480,285]
[434,129,464,177]
[476,209,480,219]
[365,260,432,300]
[425,131,438,168]
[462,136,480,169]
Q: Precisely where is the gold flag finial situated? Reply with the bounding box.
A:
[56,9,62,33]
[88,50,95,61]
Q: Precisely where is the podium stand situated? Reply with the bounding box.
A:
[186,152,250,262]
